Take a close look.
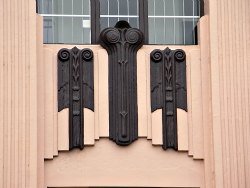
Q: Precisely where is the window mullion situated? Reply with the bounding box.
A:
[139,0,148,44]
[91,0,100,44]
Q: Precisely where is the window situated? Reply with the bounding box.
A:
[37,0,203,45]
[148,0,202,44]
[99,0,139,30]
[37,0,91,44]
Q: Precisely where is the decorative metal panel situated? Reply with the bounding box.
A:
[100,21,144,146]
[58,47,94,150]
[150,47,187,150]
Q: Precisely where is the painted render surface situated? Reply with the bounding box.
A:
[0,0,250,188]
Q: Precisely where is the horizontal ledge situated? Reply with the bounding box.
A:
[38,14,199,19]
[39,14,90,18]
[100,15,139,18]
[148,15,200,18]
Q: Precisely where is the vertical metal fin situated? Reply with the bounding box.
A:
[150,48,187,150]
[100,21,144,146]
[58,47,94,150]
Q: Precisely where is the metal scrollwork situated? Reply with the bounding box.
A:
[100,21,144,146]
[150,47,187,150]
[58,47,94,150]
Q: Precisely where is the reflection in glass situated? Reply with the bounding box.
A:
[148,0,201,45]
[37,0,202,45]
[100,0,139,31]
[38,0,91,44]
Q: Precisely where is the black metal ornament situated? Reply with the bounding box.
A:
[58,47,94,150]
[100,21,144,146]
[150,47,187,150]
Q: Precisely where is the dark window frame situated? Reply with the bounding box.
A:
[90,0,148,44]
[36,0,204,45]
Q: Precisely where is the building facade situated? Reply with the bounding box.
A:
[0,0,249,187]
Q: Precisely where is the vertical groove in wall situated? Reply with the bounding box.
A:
[0,0,3,186]
[243,1,250,187]
[28,0,38,186]
[21,0,26,186]
[44,49,54,159]
[37,14,44,188]
[25,0,30,186]
[241,0,248,185]
[236,0,246,187]
[53,53,58,156]
[223,0,231,186]
[220,0,230,186]
[246,0,250,186]
[13,0,19,186]
[94,52,99,140]
[19,0,24,187]
[199,15,214,188]
[6,0,11,187]
[210,0,250,187]
[231,0,239,185]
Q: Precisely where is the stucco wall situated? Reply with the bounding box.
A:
[0,0,250,187]
[209,0,250,187]
[0,0,39,188]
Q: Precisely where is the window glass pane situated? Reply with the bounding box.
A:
[107,0,118,15]
[165,0,174,16]
[37,0,91,44]
[175,18,184,44]
[119,0,128,15]
[44,0,52,14]
[83,0,90,15]
[52,17,63,43]
[73,17,83,43]
[73,0,83,15]
[62,17,73,43]
[37,0,43,13]
[184,0,193,16]
[193,0,199,16]
[155,0,164,16]
[148,0,201,45]
[109,17,119,27]
[100,0,139,32]
[100,17,109,29]
[174,0,183,16]
[63,0,72,14]
[129,0,138,15]
[43,17,53,43]
[100,0,109,15]
[184,18,199,44]
[129,17,139,28]
[164,18,175,44]
[148,0,174,16]
[155,18,165,43]
[149,18,175,44]
[148,0,154,16]
[53,0,63,14]
[148,18,153,43]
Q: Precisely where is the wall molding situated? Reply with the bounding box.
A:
[150,47,187,150]
[58,47,94,150]
[100,21,144,146]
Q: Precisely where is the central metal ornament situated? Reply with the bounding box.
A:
[100,21,144,146]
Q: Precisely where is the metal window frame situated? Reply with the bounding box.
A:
[91,0,148,44]
[36,0,204,45]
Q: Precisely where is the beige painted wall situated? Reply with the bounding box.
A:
[45,139,204,188]
[40,44,204,153]
[0,0,250,187]
[209,0,250,187]
[41,42,207,187]
[0,0,39,188]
